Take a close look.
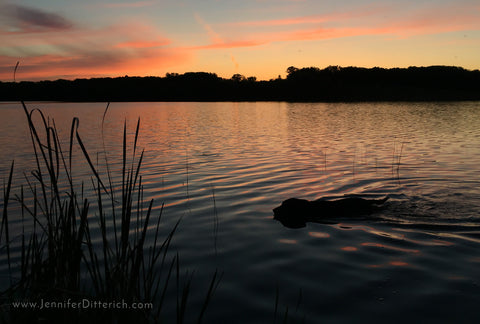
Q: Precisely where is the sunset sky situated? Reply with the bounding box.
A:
[1,0,479,81]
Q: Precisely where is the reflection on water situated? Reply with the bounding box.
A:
[1,101,480,322]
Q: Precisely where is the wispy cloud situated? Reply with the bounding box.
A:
[0,17,191,80]
[194,14,224,44]
[230,54,239,72]
[1,4,73,31]
[115,39,171,49]
[191,40,267,50]
[194,13,244,72]
[0,45,191,80]
[194,3,480,50]
[227,6,386,27]
[102,1,157,9]
[1,1,478,81]
[230,15,331,27]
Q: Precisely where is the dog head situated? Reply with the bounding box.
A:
[273,198,310,229]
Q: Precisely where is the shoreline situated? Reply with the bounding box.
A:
[1,65,479,103]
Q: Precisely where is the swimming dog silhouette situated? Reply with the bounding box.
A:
[273,196,389,228]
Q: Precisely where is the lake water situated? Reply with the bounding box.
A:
[1,101,480,323]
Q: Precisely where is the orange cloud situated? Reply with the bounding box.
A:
[0,2,194,80]
[0,18,191,81]
[192,3,480,50]
[1,46,191,81]
[1,2,479,81]
[193,13,250,72]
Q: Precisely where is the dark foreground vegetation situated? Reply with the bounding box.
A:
[0,102,304,323]
[0,103,222,323]
[1,65,480,102]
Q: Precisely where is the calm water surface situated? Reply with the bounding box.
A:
[1,101,480,323]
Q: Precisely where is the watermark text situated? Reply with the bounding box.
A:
[10,298,153,311]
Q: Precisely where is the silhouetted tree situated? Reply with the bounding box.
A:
[1,65,480,102]
[286,66,298,79]
[231,74,247,82]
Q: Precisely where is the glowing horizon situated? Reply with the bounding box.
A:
[1,0,479,82]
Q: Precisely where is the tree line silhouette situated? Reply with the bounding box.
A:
[1,65,479,102]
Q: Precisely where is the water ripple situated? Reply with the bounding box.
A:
[2,101,480,322]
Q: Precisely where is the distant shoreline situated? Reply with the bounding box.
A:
[1,65,479,102]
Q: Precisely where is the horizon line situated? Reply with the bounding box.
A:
[2,64,479,83]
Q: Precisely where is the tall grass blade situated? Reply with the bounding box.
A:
[75,130,108,193]
[197,269,223,324]
[274,284,279,324]
[100,102,119,257]
[177,268,194,324]
[101,102,110,126]
[2,103,221,323]
[13,61,19,82]
[68,117,79,176]
[211,184,219,256]
[156,255,177,319]
[1,161,14,281]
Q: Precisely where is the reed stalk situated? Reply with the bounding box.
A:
[391,140,405,175]
[273,285,305,324]
[210,184,219,256]
[0,102,221,323]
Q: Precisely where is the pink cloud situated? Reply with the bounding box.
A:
[193,13,259,72]
[0,18,191,81]
[190,39,267,50]
[386,5,480,38]
[1,2,479,81]
[102,1,157,8]
[194,3,480,50]
[0,1,194,81]
[227,6,387,27]
[0,45,191,81]
[230,15,330,27]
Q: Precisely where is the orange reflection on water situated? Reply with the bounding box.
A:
[308,232,330,238]
[393,228,455,246]
[335,223,407,241]
[361,242,420,254]
[430,239,455,246]
[389,261,409,267]
[367,260,410,268]
[278,239,298,244]
[341,246,358,252]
